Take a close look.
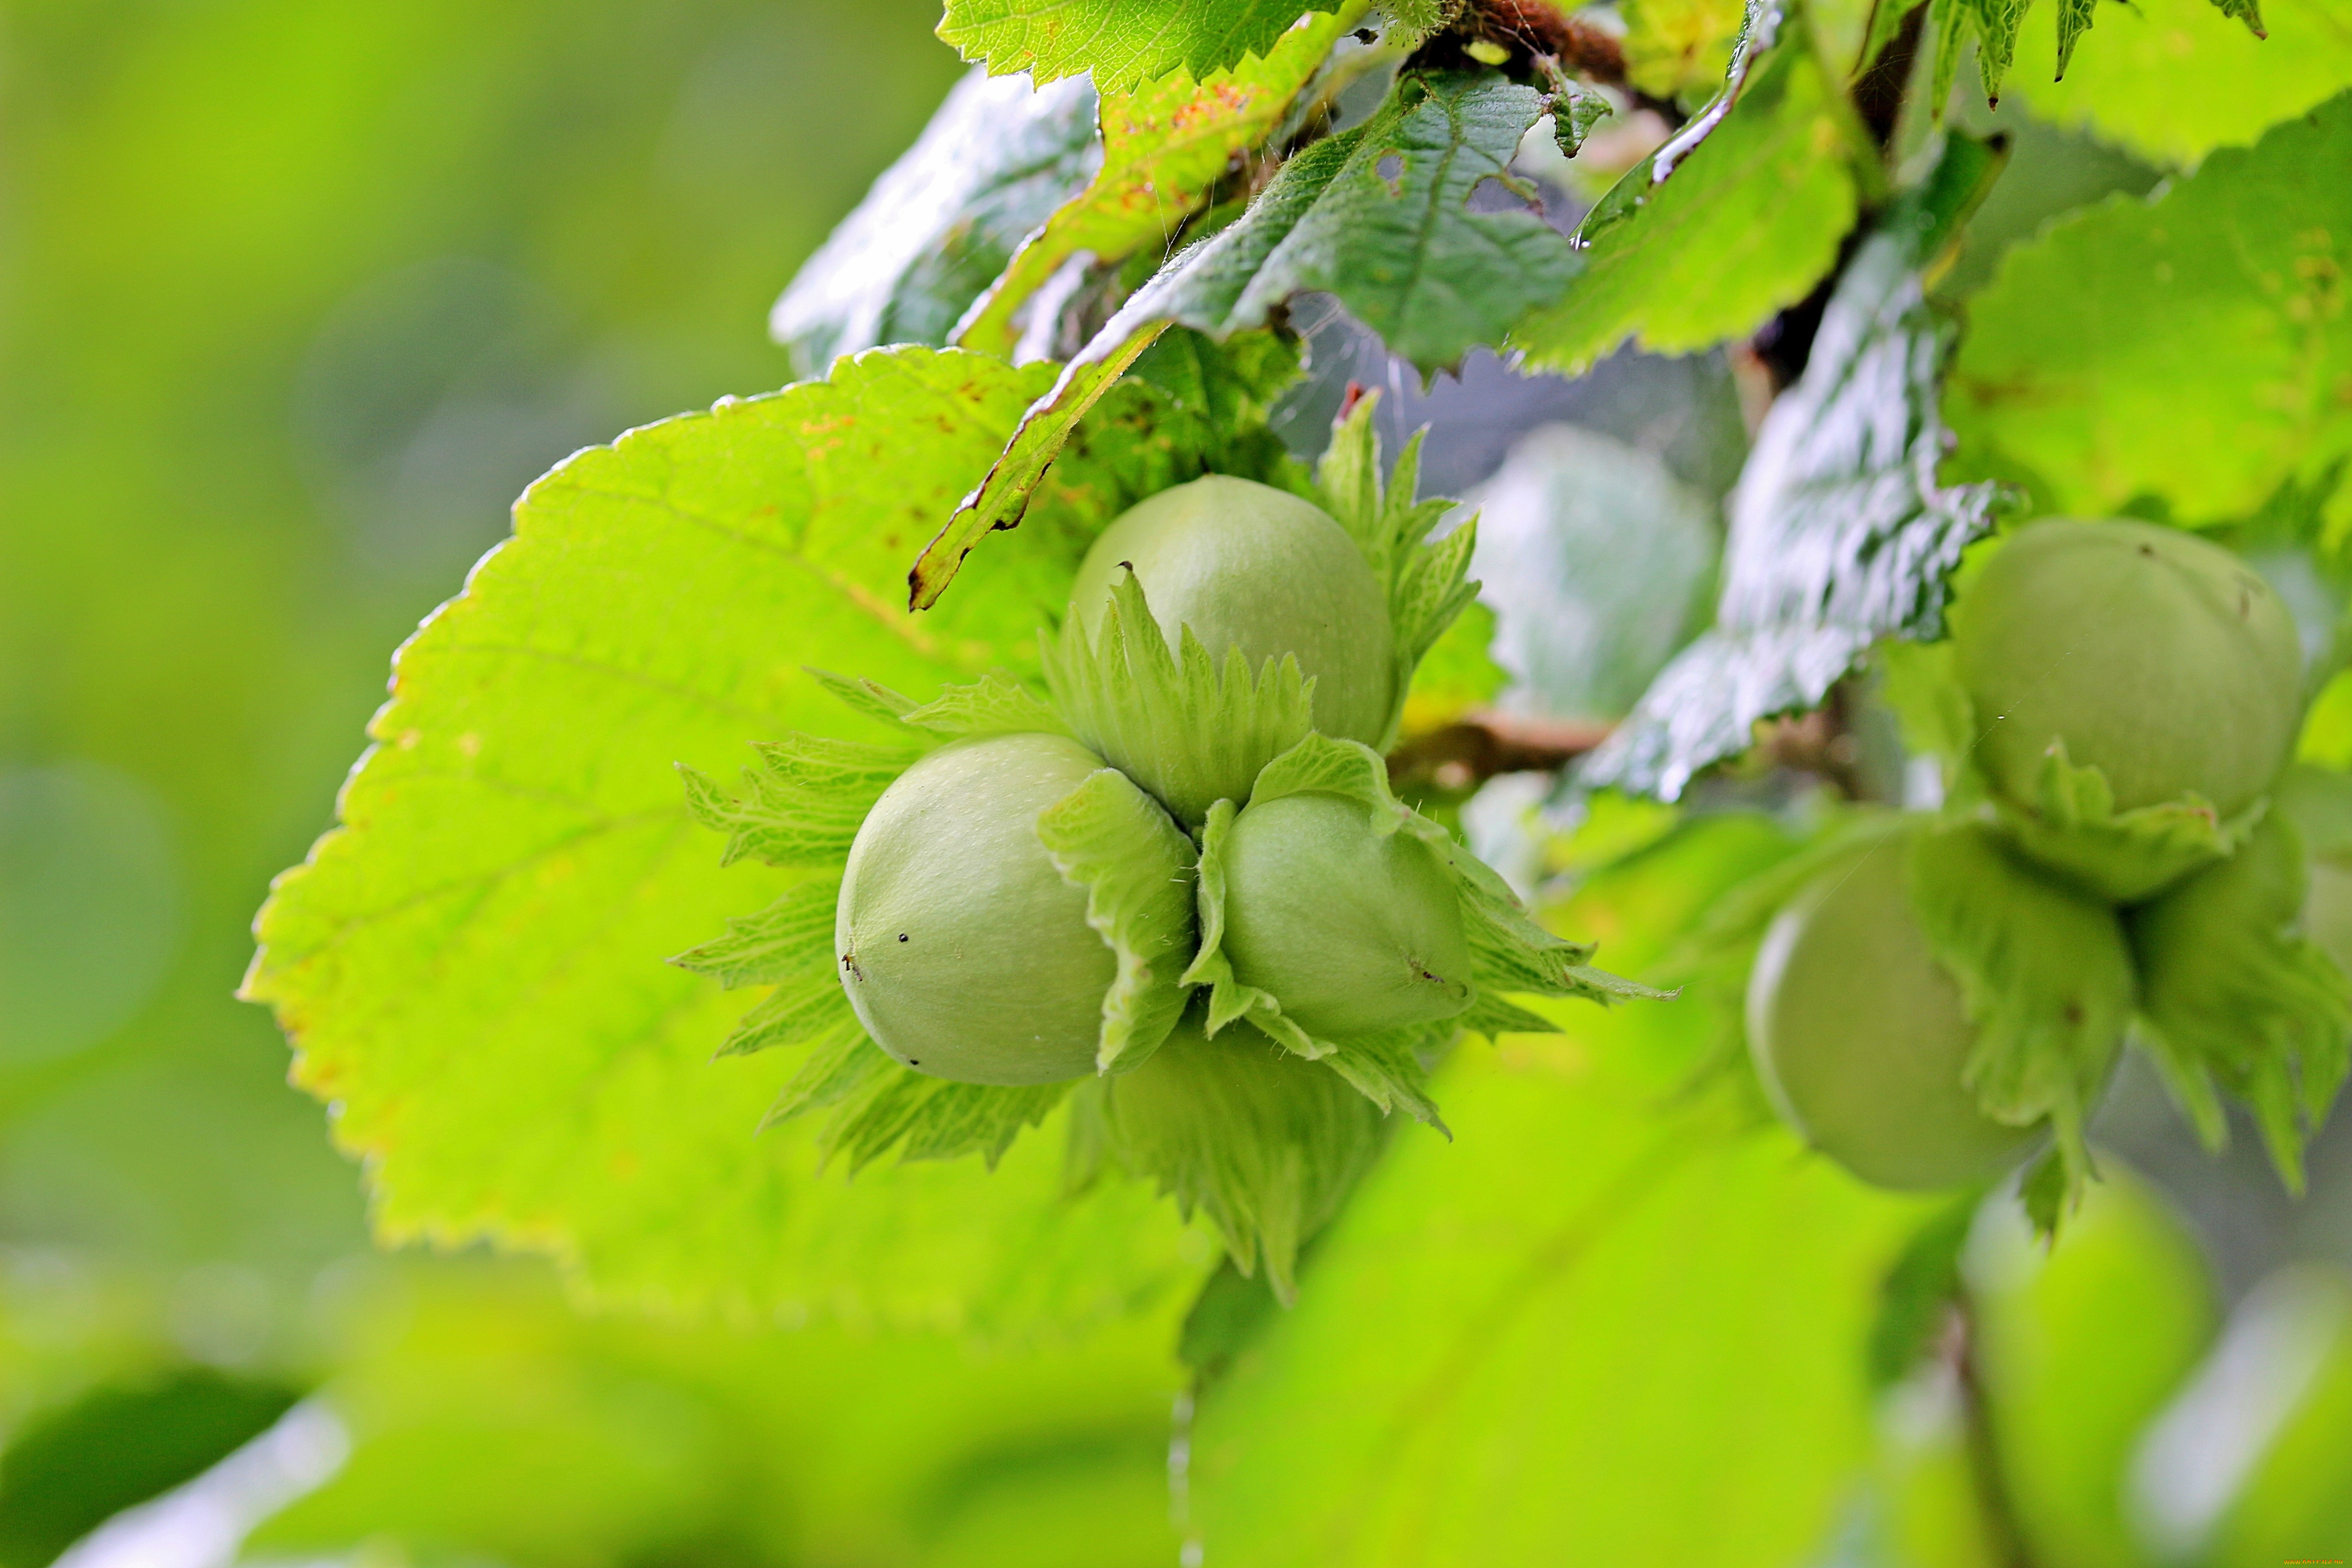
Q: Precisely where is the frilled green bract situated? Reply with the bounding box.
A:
[2128,813,2352,1191]
[1185,732,1668,1124]
[1746,836,2049,1191]
[1948,518,2303,900]
[1044,571,1317,831]
[1904,820,2136,1205]
[1088,1014,1386,1306]
[1069,475,1396,751]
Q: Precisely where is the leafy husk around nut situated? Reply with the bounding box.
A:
[1068,474,1396,747]
[676,667,1199,1170]
[2128,811,2352,1192]
[1184,732,1668,1130]
[1087,1010,1388,1304]
[1044,396,1480,828]
[1218,791,1475,1038]
[1902,819,2135,1202]
[1939,519,2302,900]
[1747,834,2050,1191]
[1044,570,1317,829]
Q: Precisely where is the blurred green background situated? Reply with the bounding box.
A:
[0,4,1200,1563]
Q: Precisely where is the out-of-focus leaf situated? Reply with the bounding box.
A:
[1512,38,1861,375]
[769,69,1100,377]
[1470,424,1719,723]
[1623,0,1753,98]
[1581,135,2007,799]
[2004,0,2352,167]
[938,0,1346,93]
[913,70,1575,608]
[1930,0,2038,107]
[0,1368,300,1568]
[2185,1267,2352,1563]
[250,1262,1187,1568]
[1966,1169,2215,1567]
[1950,93,2352,538]
[1186,1015,1933,1565]
[243,347,1206,1332]
[954,10,1356,358]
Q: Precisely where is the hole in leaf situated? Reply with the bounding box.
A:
[1465,174,1532,215]
[1375,152,1405,194]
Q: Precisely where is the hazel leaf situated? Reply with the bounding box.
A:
[242,344,1201,1332]
[1035,766,1202,1073]
[912,70,1574,608]
[1579,135,2009,801]
[1513,29,1859,376]
[769,69,1102,377]
[937,0,1348,93]
[911,328,1303,611]
[1904,821,2136,1197]
[1949,97,2352,529]
[1550,76,1614,157]
[953,7,1356,358]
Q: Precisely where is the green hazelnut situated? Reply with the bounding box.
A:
[836,732,1130,1085]
[1746,841,2052,1191]
[1951,518,2301,819]
[1219,791,1473,1039]
[1071,475,1396,749]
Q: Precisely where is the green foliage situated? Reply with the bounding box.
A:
[2004,0,2352,167]
[954,9,1356,356]
[1472,426,1720,723]
[1582,137,2008,799]
[770,70,1102,377]
[1622,0,1754,98]
[242,346,1204,1330]
[0,1369,300,1568]
[1514,39,1862,374]
[1950,93,2352,535]
[1967,1173,2219,1567]
[937,0,1347,92]
[916,69,1572,600]
[247,1262,1190,1568]
[1186,1031,1935,1563]
[911,328,1303,609]
[1930,0,2040,107]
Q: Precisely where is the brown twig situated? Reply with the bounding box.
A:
[1947,1298,2043,1568]
[1386,710,1614,794]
